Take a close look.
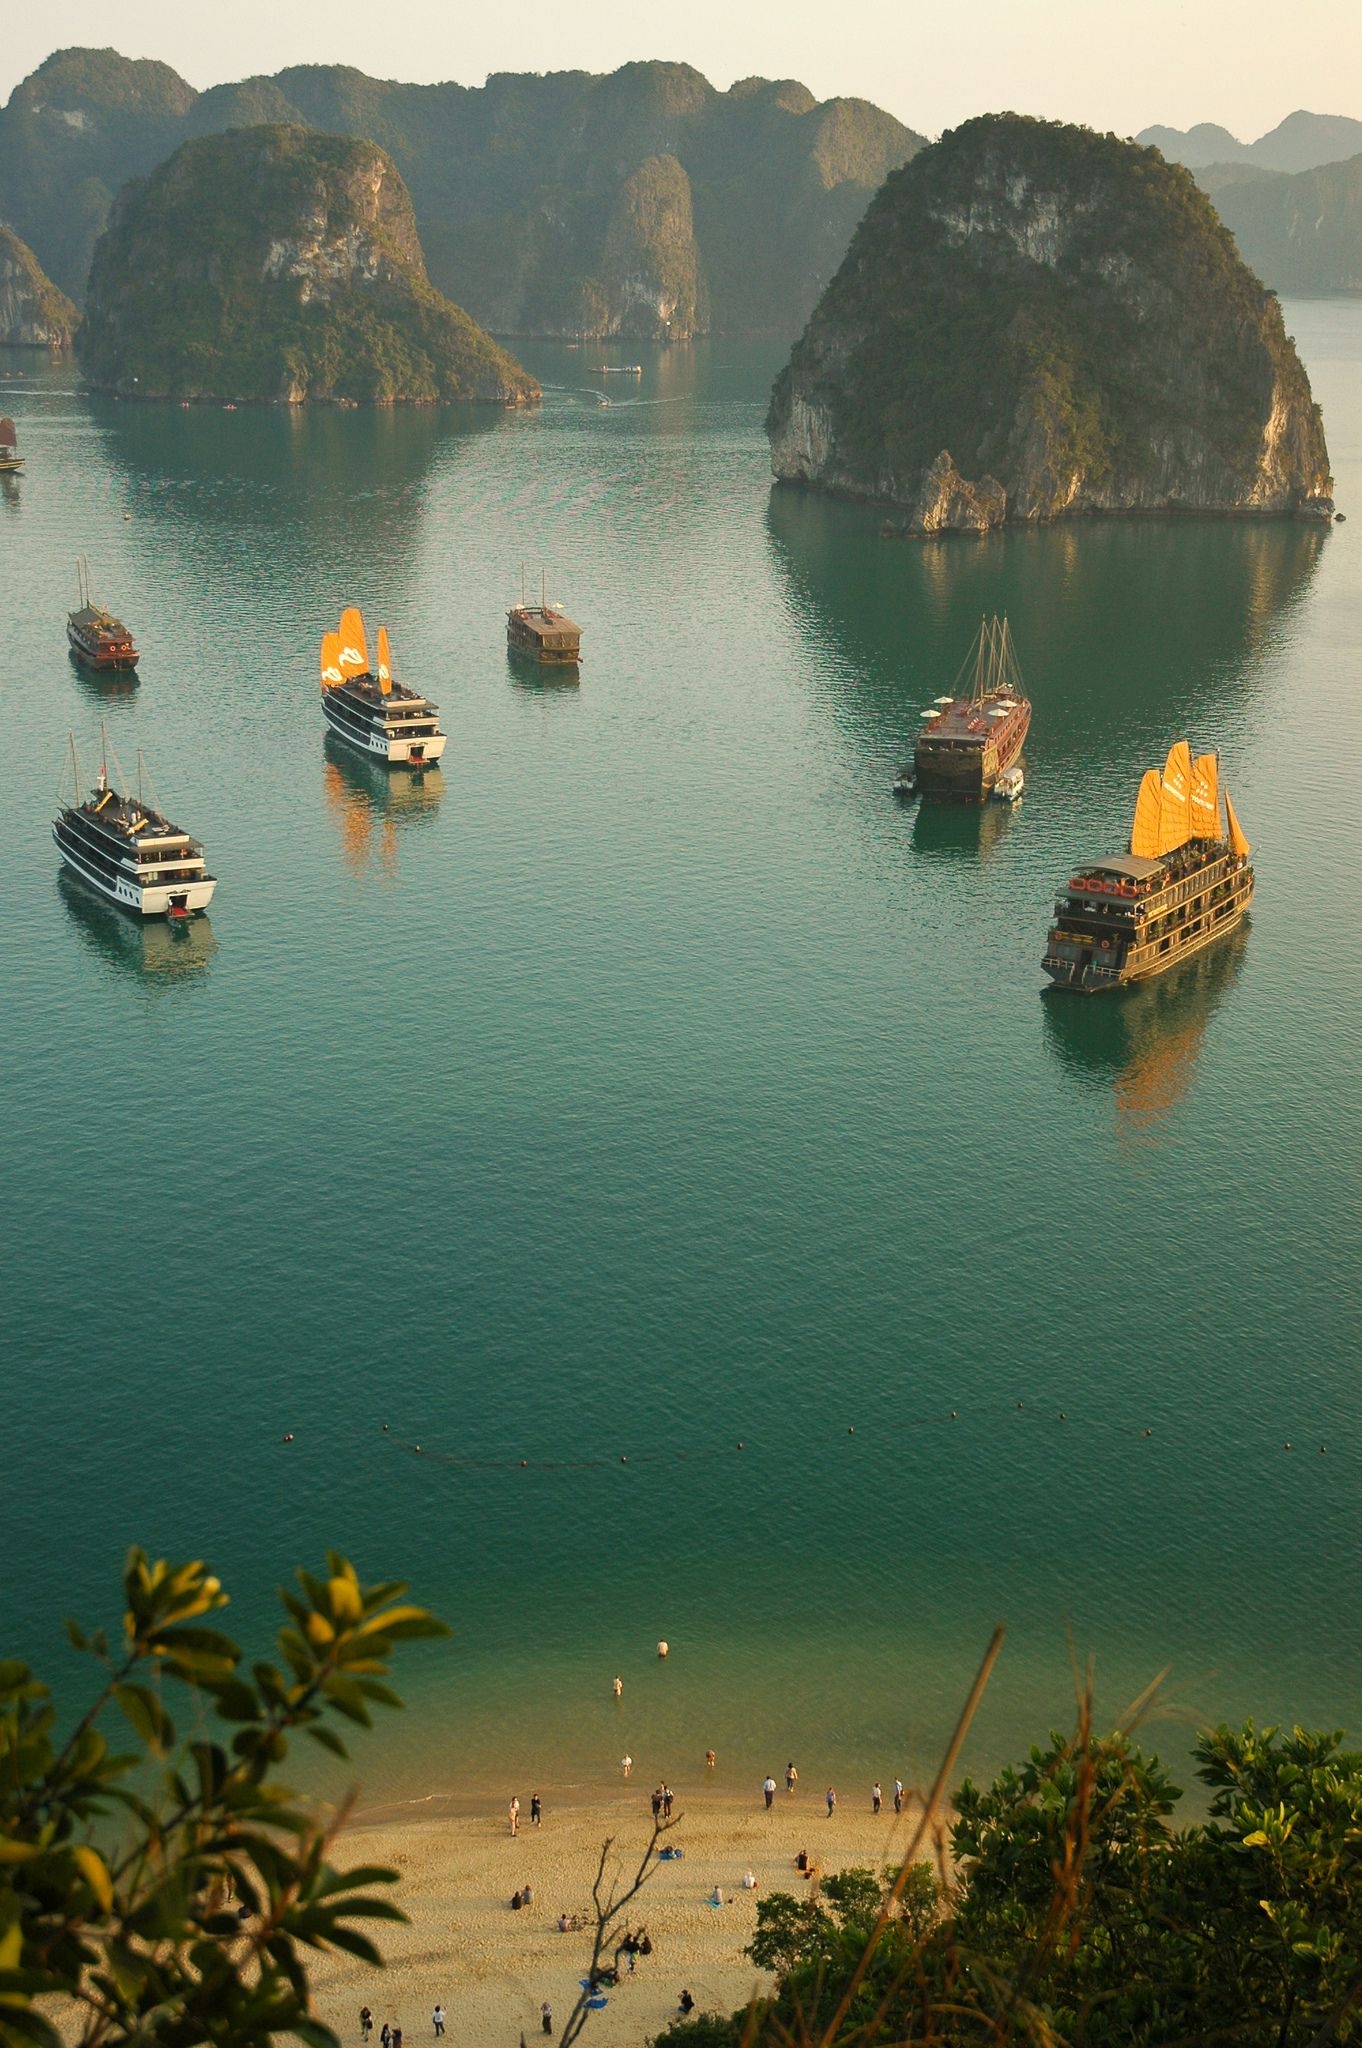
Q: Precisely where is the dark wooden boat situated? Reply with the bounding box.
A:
[0,416,22,474]
[507,567,581,666]
[909,616,1030,803]
[67,559,138,671]
[1043,743,1254,993]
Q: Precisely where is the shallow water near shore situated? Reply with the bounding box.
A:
[3,304,1361,1806]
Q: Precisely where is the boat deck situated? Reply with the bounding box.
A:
[76,792,193,848]
[920,694,1025,744]
[335,674,436,712]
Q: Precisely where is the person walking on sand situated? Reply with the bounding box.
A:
[509,1795,520,1836]
[380,2025,391,2048]
[531,1793,542,1827]
[432,2007,445,2039]
[360,2010,373,2042]
[621,1753,632,1778]
[541,2000,553,2036]
[392,2029,403,2048]
[826,1786,837,1817]
[785,1762,798,1793]
[763,1774,777,1810]
[893,1777,904,1815]
[705,1749,716,1769]
[651,1786,663,1820]
[613,1675,623,1698]
[872,1781,882,1815]
[662,1784,673,1818]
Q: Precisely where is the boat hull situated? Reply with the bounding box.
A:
[54,828,217,918]
[1043,876,1253,993]
[322,695,447,765]
[916,706,1030,803]
[66,622,138,671]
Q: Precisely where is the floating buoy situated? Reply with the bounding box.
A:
[1285,1442,1292,1450]
[382,1423,389,1432]
[847,1426,855,1435]
[620,1454,628,1464]
[949,1411,957,1420]
[281,1432,294,1443]
[1143,1428,1152,1437]
[1320,1445,1327,1454]
[1059,1411,1067,1421]
[520,1459,528,1468]
[737,1441,745,1450]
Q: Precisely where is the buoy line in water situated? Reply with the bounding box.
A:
[350,1408,1335,1473]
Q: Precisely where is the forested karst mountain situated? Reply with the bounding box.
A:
[768,116,1332,530]
[0,48,924,338]
[1195,155,1362,292]
[77,126,538,405]
[0,224,78,345]
[1138,109,1362,172]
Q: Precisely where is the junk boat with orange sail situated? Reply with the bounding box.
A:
[319,606,447,766]
[900,615,1030,803]
[1043,742,1253,993]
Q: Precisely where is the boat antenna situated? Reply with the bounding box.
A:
[521,562,527,608]
[541,567,547,613]
[76,555,88,610]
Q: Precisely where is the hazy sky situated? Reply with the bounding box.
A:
[4,0,1358,139]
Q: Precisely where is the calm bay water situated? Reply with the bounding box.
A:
[2,306,1360,1808]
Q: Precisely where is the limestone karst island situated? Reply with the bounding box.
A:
[76,126,537,404]
[4,8,1362,2048]
[767,114,1334,530]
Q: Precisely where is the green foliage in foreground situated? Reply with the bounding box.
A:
[658,1721,1362,2047]
[0,1548,447,2047]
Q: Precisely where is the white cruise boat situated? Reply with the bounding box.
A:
[53,734,216,918]
[320,606,446,766]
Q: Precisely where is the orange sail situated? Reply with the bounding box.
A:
[1190,752,1219,839]
[1156,740,1192,855]
[1130,769,1163,858]
[376,624,393,696]
[1224,790,1251,859]
[320,629,343,691]
[337,606,369,681]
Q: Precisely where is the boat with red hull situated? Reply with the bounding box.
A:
[905,616,1031,803]
[66,559,138,672]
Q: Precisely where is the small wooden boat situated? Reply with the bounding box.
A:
[67,558,138,671]
[507,568,582,667]
[0,416,22,474]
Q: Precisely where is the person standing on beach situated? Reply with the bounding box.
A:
[621,1754,632,1778]
[826,1786,836,1817]
[509,1795,520,1836]
[531,1794,542,1827]
[651,1787,663,1821]
[613,1675,623,1698]
[893,1777,904,1815]
[541,2000,553,2036]
[432,2006,445,2039]
[785,1762,797,1793]
[360,2010,373,2042]
[705,1749,716,1769]
[763,1775,777,1810]
[662,1784,673,1819]
[657,1640,669,1659]
[380,2025,391,2048]
[872,1781,882,1815]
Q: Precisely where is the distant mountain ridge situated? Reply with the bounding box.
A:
[1197,153,1362,293]
[0,47,924,339]
[1137,109,1362,173]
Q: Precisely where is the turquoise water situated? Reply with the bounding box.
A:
[3,308,1360,1808]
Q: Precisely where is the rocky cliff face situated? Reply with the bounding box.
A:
[768,115,1334,530]
[77,126,537,405]
[0,49,923,337]
[0,224,78,344]
[1198,153,1362,293]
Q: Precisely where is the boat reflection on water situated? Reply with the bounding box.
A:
[907,789,1017,863]
[69,648,140,701]
[58,868,218,983]
[1042,922,1248,1143]
[506,646,581,693]
[323,733,442,880]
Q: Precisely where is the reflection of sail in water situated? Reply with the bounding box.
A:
[323,735,441,881]
[58,870,218,984]
[910,793,1015,863]
[1041,924,1248,1142]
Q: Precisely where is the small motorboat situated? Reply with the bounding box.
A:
[893,768,918,798]
[994,766,1025,802]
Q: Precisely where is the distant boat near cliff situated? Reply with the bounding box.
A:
[0,417,22,473]
[900,617,1031,804]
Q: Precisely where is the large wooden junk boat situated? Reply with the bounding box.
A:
[905,616,1030,803]
[507,569,582,667]
[53,731,216,919]
[0,417,22,474]
[1042,742,1253,994]
[67,559,138,671]
[320,606,447,766]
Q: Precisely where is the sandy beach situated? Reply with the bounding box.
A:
[311,1783,937,2048]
